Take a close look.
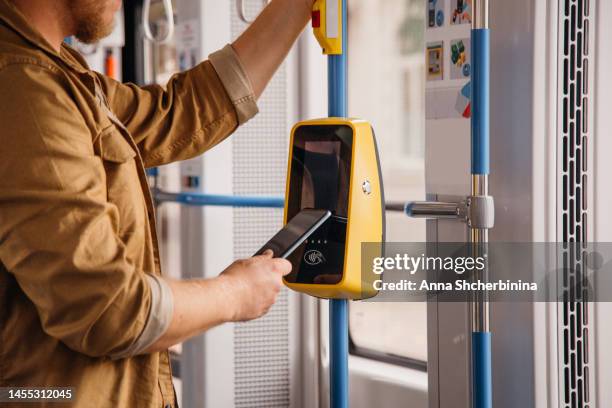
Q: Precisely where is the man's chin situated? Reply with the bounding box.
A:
[71,0,120,44]
[75,20,116,44]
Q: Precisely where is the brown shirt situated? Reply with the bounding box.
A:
[0,1,257,407]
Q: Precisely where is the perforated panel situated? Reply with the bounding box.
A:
[230,1,292,407]
[558,0,595,407]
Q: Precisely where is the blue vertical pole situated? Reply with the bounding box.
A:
[328,1,348,408]
[470,3,492,407]
[472,331,492,408]
[328,4,347,118]
[471,29,490,176]
[329,299,348,408]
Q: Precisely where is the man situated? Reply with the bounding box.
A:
[0,0,314,406]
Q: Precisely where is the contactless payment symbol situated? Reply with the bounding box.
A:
[304,250,326,266]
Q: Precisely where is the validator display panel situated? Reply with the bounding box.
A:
[285,124,353,285]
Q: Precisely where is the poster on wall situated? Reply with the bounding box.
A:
[425,0,472,120]
[427,42,444,81]
[427,0,445,28]
[454,82,471,118]
[450,38,471,80]
[451,0,472,25]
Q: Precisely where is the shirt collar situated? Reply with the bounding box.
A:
[0,0,88,74]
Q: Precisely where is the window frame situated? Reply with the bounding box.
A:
[348,328,427,371]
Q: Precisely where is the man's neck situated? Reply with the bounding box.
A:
[10,0,71,52]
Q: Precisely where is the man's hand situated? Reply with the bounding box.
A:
[145,251,292,353]
[220,250,292,322]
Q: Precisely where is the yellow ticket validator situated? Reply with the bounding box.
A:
[283,118,384,299]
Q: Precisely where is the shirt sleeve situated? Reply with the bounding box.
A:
[96,44,258,168]
[111,274,174,359]
[208,44,259,124]
[0,63,160,358]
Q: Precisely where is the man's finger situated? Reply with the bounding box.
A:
[272,259,292,276]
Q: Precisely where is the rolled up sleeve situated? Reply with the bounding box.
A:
[112,274,174,359]
[0,64,161,358]
[208,44,258,125]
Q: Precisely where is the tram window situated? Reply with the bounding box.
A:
[347,0,427,367]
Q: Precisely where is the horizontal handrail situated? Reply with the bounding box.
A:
[153,189,285,208]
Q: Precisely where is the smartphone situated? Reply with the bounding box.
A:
[254,209,332,259]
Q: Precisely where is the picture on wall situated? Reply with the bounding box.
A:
[427,42,444,81]
[427,0,445,28]
[450,38,471,79]
[451,0,472,25]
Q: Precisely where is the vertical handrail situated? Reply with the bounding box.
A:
[328,1,349,407]
[470,0,492,407]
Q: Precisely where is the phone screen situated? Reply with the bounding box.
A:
[254,209,332,258]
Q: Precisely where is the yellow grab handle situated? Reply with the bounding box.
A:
[312,0,342,55]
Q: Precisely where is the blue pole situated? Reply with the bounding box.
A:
[471,21,492,408]
[328,1,349,408]
[329,298,348,408]
[471,29,490,176]
[472,332,492,408]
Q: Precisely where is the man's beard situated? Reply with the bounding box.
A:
[71,0,115,44]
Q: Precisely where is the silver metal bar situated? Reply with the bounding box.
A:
[470,176,490,335]
[472,0,490,29]
[154,190,180,203]
[471,174,488,197]
[405,201,462,219]
[385,202,408,212]
[470,244,489,332]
